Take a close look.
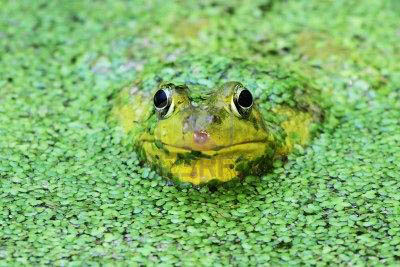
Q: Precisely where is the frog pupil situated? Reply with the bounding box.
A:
[238,89,253,108]
[154,89,168,109]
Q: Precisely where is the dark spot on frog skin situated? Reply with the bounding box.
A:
[212,115,222,124]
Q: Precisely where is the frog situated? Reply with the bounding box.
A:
[111,54,324,185]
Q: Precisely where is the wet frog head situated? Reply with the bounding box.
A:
[145,81,277,184]
[111,55,324,185]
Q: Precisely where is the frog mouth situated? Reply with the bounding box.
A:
[144,139,268,153]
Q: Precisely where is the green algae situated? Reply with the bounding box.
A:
[0,0,400,265]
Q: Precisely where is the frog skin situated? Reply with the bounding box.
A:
[111,55,324,185]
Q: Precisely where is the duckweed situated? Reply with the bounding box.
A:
[0,0,399,265]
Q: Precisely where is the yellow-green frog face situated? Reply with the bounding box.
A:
[111,55,324,185]
[143,82,277,184]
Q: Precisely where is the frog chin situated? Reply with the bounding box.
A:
[154,141,272,185]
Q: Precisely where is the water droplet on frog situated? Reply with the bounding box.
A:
[193,130,209,144]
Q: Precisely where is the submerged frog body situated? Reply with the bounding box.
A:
[111,55,324,185]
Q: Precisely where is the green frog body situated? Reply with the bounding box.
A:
[111,55,324,185]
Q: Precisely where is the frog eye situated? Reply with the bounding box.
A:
[154,88,174,118]
[231,86,253,118]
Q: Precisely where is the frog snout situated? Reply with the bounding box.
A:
[193,130,209,144]
[183,110,221,146]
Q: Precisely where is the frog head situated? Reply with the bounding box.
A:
[136,81,277,185]
[111,55,322,185]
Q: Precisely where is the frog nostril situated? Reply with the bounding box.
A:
[212,115,221,124]
[193,130,209,144]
